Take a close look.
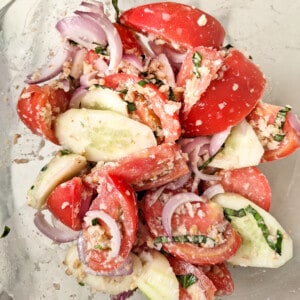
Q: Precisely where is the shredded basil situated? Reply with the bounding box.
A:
[224,205,283,255]
[94,44,109,56]
[192,51,202,78]
[273,105,292,142]
[177,274,198,289]
[112,0,120,21]
[1,225,10,238]
[59,149,72,156]
[138,79,148,87]
[126,101,137,112]
[78,281,85,286]
[154,234,214,246]
[168,87,175,101]
[41,165,48,172]
[91,218,99,226]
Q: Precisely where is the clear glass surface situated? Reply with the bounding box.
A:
[0,0,300,299]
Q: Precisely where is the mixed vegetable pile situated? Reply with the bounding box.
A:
[16,1,300,299]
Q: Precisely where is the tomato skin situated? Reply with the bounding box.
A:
[142,187,242,265]
[180,49,266,136]
[247,101,300,162]
[46,177,93,230]
[204,167,272,211]
[168,256,216,300]
[103,73,181,143]
[86,143,190,191]
[203,263,234,296]
[120,2,225,50]
[83,173,138,273]
[17,84,70,143]
[114,23,143,56]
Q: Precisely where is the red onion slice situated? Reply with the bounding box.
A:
[80,70,98,88]
[288,112,300,133]
[34,210,80,243]
[56,15,107,49]
[161,192,205,237]
[209,127,232,156]
[202,184,225,199]
[84,210,121,258]
[70,48,87,79]
[75,11,122,73]
[95,57,109,73]
[122,54,144,72]
[157,53,176,87]
[69,86,88,108]
[25,46,72,84]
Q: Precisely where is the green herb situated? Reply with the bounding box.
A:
[94,44,109,56]
[41,165,48,172]
[1,225,10,238]
[59,149,72,156]
[168,87,175,101]
[154,234,214,246]
[78,281,85,286]
[112,0,120,21]
[30,185,35,190]
[126,101,137,112]
[273,105,292,142]
[224,205,283,255]
[91,218,99,226]
[192,51,202,78]
[138,79,148,87]
[176,274,198,289]
[94,244,104,250]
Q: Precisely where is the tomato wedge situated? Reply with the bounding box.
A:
[17,84,70,143]
[204,166,272,211]
[247,101,300,162]
[120,2,225,50]
[168,256,216,300]
[46,177,93,230]
[142,186,242,265]
[203,263,234,296]
[180,49,266,136]
[103,73,181,143]
[85,143,190,191]
[82,173,138,273]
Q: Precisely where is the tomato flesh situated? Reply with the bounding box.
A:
[120,2,225,50]
[180,49,266,136]
[83,173,138,273]
[47,177,93,230]
[247,101,300,162]
[17,84,70,143]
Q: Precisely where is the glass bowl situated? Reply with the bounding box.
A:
[0,0,299,299]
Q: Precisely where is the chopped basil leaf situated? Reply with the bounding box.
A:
[154,234,214,246]
[68,39,78,46]
[91,218,99,226]
[272,105,292,142]
[41,165,48,172]
[138,79,148,87]
[1,225,10,238]
[177,274,198,289]
[94,244,104,250]
[112,0,120,21]
[126,101,137,112]
[59,149,72,156]
[168,87,175,101]
[192,51,202,78]
[224,205,283,255]
[78,281,85,286]
[94,45,109,56]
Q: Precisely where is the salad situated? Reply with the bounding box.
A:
[14,0,300,299]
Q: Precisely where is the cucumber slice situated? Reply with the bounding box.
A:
[55,108,157,162]
[80,87,128,116]
[137,250,179,300]
[64,246,142,295]
[212,192,293,268]
[27,151,87,209]
[209,120,264,169]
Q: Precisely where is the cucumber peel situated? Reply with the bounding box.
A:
[212,192,293,268]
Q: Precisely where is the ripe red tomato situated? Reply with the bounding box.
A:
[86,143,190,191]
[203,263,234,296]
[17,84,70,143]
[83,173,138,273]
[114,23,143,56]
[204,166,272,211]
[46,177,93,230]
[247,101,300,162]
[120,2,225,50]
[103,73,181,143]
[168,256,216,300]
[180,49,266,136]
[142,187,242,265]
